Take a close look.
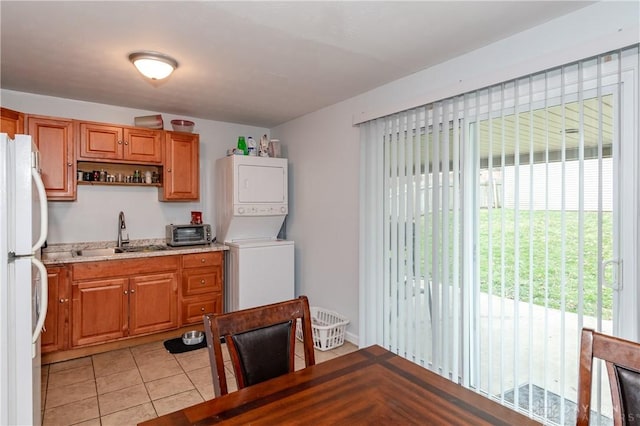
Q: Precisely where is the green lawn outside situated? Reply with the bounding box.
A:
[477,209,613,320]
[412,209,613,320]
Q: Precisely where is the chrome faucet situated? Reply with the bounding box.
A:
[117,211,129,247]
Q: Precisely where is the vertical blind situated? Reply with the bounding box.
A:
[359,44,638,424]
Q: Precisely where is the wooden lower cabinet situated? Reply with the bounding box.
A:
[42,266,70,354]
[71,256,180,347]
[129,272,178,335]
[51,251,224,353]
[182,296,223,325]
[180,251,224,325]
[72,277,128,347]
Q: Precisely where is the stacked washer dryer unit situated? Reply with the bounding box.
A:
[215,155,294,312]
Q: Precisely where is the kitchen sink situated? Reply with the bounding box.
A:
[73,247,118,257]
[42,251,75,261]
[73,245,170,257]
[114,245,170,253]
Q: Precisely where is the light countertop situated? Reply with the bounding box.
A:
[42,239,228,265]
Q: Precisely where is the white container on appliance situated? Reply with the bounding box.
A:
[215,155,288,244]
[0,133,49,426]
[226,239,294,312]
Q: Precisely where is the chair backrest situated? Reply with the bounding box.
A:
[577,328,640,426]
[203,296,316,397]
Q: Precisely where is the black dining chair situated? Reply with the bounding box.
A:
[203,296,316,397]
[576,328,640,426]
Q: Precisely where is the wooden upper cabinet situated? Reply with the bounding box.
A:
[78,122,162,164]
[124,128,163,163]
[27,115,75,200]
[1,107,25,138]
[160,131,199,201]
[78,122,122,160]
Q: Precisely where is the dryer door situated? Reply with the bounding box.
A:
[237,163,287,204]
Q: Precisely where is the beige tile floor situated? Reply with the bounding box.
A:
[41,339,359,426]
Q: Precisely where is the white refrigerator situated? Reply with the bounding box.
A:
[0,133,49,426]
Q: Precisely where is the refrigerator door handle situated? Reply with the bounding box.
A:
[31,256,48,349]
[31,167,48,253]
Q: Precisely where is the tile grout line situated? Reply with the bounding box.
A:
[91,355,99,422]
[43,359,99,425]
[131,345,160,420]
[93,349,104,420]
[181,352,206,401]
[177,347,215,403]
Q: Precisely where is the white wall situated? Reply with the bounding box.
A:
[271,2,639,344]
[272,100,360,343]
[1,89,268,244]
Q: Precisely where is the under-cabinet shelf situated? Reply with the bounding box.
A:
[77,181,161,187]
[77,161,162,186]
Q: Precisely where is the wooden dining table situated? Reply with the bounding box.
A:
[140,345,541,425]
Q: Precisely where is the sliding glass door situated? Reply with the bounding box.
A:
[359,45,638,425]
[471,65,624,425]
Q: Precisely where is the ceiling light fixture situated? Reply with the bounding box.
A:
[128,51,178,80]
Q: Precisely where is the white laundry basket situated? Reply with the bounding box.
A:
[296,307,349,351]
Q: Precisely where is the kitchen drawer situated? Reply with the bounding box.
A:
[72,255,180,280]
[182,268,222,296]
[181,295,222,325]
[182,251,222,269]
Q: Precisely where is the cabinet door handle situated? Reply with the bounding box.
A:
[118,140,123,145]
[200,307,205,312]
[67,162,72,167]
[60,298,65,303]
[201,258,206,263]
[124,290,128,295]
[200,279,205,285]
[167,169,172,173]
[130,289,135,294]
[124,141,129,145]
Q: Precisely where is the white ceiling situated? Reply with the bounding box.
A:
[0,1,593,128]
